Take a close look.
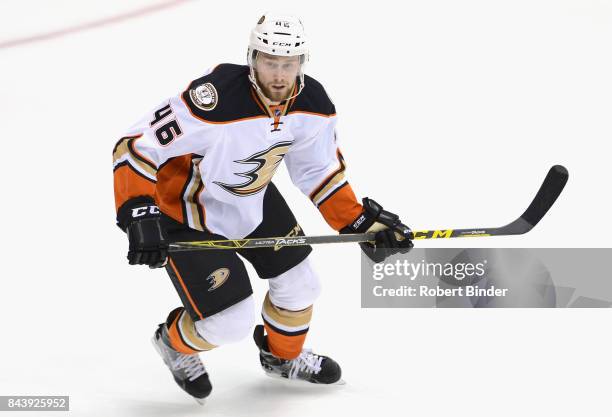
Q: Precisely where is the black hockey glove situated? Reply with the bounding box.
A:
[341,198,414,263]
[127,217,168,268]
[117,197,168,268]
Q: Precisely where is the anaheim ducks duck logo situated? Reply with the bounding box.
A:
[214,141,293,196]
[206,268,230,292]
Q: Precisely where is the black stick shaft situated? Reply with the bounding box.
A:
[169,233,376,251]
[169,165,568,252]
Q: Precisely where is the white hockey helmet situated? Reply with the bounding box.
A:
[247,13,309,100]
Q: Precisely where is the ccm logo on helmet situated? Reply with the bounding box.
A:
[272,42,293,47]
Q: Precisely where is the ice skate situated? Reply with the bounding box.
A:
[152,324,212,404]
[253,325,344,385]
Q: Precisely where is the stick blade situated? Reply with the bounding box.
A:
[520,165,569,227]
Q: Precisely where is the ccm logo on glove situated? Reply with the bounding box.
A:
[132,205,160,218]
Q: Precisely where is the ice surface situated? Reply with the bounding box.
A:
[1,1,611,416]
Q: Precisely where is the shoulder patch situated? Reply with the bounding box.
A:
[189,83,218,111]
[182,64,266,123]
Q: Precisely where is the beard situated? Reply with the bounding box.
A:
[259,82,295,103]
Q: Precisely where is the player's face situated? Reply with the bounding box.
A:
[254,53,300,102]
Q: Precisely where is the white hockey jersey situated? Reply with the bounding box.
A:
[113,64,363,238]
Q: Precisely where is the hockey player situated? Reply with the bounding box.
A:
[112,13,413,403]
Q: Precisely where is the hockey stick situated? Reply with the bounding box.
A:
[168,165,568,251]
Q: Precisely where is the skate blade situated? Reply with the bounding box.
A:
[263,371,346,386]
[194,398,206,406]
[151,336,167,361]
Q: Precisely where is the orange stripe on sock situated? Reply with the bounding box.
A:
[263,323,307,360]
[167,313,200,354]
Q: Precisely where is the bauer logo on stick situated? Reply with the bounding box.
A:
[189,83,218,111]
